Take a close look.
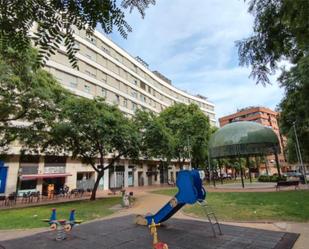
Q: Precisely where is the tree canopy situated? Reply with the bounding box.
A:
[237,0,309,85]
[0,45,68,154]
[277,56,309,163]
[28,97,141,200]
[0,0,155,67]
[136,103,212,169]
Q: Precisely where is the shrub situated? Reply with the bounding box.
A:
[258,175,287,182]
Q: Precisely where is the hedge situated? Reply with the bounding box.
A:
[258,175,287,182]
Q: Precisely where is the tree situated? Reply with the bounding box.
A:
[133,110,174,183]
[0,45,68,153]
[158,103,211,169]
[277,56,309,163]
[237,0,309,85]
[25,97,140,200]
[134,110,173,161]
[0,0,155,67]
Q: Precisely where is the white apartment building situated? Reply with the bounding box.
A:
[0,29,216,196]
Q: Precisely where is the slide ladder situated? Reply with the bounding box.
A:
[198,200,223,237]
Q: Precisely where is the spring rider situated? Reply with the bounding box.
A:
[42,208,82,240]
[149,219,168,249]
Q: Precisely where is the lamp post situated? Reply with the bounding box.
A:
[187,137,192,170]
[293,122,307,185]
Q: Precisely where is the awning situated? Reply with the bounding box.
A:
[21,173,72,180]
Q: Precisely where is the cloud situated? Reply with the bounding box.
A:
[104,0,284,124]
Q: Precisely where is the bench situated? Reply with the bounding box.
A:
[276,180,300,191]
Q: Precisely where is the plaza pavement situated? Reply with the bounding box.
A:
[0,183,308,248]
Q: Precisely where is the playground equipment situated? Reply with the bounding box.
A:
[136,170,206,226]
[149,219,168,249]
[42,209,82,240]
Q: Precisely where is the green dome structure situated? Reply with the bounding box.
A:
[209,121,280,159]
[208,121,282,188]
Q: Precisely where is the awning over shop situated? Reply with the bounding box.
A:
[21,173,72,180]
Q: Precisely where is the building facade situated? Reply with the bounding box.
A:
[219,106,288,174]
[0,29,216,196]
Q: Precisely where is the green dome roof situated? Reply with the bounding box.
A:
[209,121,280,158]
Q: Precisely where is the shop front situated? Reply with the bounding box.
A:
[19,173,72,195]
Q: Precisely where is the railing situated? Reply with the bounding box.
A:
[76,179,95,190]
[44,166,66,174]
[20,166,38,174]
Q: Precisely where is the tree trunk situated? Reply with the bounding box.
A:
[264,156,269,175]
[219,163,223,185]
[179,158,184,170]
[90,171,104,201]
[246,157,252,183]
[255,156,260,176]
[274,152,281,178]
[239,157,245,188]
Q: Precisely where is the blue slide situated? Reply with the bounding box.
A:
[137,170,206,226]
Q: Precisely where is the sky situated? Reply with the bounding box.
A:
[101,0,285,122]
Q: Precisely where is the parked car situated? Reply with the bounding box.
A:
[286,170,302,178]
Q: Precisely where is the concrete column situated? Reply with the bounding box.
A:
[36,156,44,192]
[143,163,148,186]
[65,158,77,190]
[124,160,129,188]
[133,168,138,187]
[103,166,109,190]
[5,155,19,195]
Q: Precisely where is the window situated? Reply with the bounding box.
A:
[101,88,107,98]
[132,102,137,111]
[123,98,128,108]
[74,42,80,49]
[85,69,96,78]
[101,46,110,55]
[70,82,77,88]
[86,36,96,45]
[140,81,146,90]
[115,94,120,104]
[148,86,152,94]
[85,70,91,76]
[140,94,146,103]
[131,90,137,98]
[84,84,91,93]
[20,180,37,190]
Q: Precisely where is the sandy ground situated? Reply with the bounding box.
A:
[0,185,308,249]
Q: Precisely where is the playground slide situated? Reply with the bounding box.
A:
[136,170,206,226]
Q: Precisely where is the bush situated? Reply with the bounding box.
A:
[258,175,287,182]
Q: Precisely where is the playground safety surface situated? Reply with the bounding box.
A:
[0,215,299,249]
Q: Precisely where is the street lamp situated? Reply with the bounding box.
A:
[293,122,307,185]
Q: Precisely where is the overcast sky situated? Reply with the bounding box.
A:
[102,0,284,122]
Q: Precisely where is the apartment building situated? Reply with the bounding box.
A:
[0,29,216,196]
[219,106,288,174]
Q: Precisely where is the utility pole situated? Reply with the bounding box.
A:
[293,122,307,185]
